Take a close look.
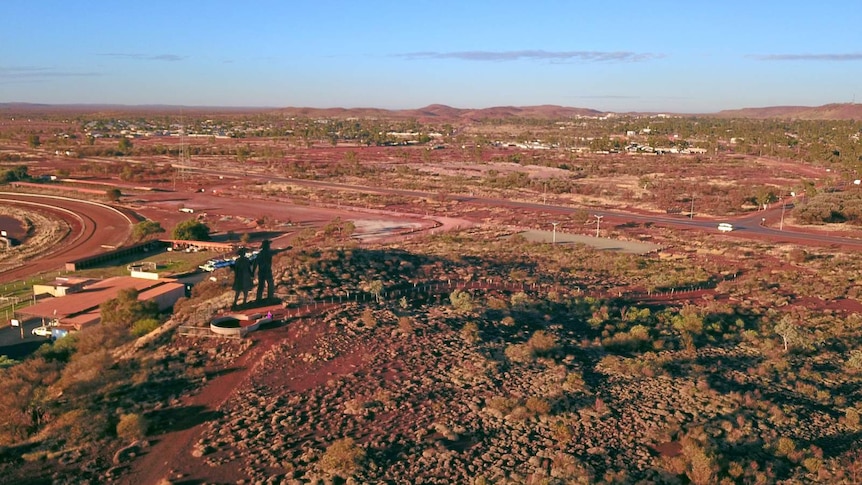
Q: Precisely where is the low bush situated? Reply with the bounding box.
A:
[525,397,551,415]
[397,316,413,335]
[58,350,115,397]
[116,413,148,441]
[360,308,377,328]
[527,330,558,355]
[846,350,862,374]
[319,437,365,477]
[846,408,861,429]
[131,318,160,337]
[505,343,533,363]
[486,396,518,416]
[461,321,480,344]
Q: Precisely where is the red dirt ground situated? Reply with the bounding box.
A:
[121,304,338,485]
[117,272,862,484]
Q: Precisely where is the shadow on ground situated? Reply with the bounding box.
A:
[145,405,222,435]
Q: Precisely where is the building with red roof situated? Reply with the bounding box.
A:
[17,275,185,330]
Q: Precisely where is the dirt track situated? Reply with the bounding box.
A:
[0,193,133,283]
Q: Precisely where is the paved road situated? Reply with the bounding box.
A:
[1,172,857,359]
[183,166,862,249]
[0,317,51,360]
[3,170,859,289]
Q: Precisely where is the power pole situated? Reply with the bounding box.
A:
[780,198,786,231]
[690,193,695,219]
[594,215,603,238]
[12,298,21,339]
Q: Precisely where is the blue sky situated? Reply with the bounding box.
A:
[2,1,860,112]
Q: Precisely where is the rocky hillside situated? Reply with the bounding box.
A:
[714,103,862,120]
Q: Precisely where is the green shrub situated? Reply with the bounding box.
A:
[846,407,861,429]
[450,289,473,312]
[38,333,77,362]
[803,456,822,473]
[461,322,480,344]
[551,452,594,482]
[52,409,111,446]
[397,316,413,335]
[563,371,586,392]
[846,350,862,374]
[116,413,148,441]
[100,288,159,327]
[486,396,518,416]
[73,324,129,356]
[505,343,533,363]
[360,308,377,328]
[131,318,160,337]
[319,437,365,477]
[0,356,18,369]
[775,436,796,457]
[526,397,551,415]
[58,349,114,396]
[172,218,211,241]
[510,291,531,308]
[486,296,509,310]
[527,330,558,356]
[686,446,716,485]
[551,420,575,443]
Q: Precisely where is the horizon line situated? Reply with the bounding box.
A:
[1,101,860,116]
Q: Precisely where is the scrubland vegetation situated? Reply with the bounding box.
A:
[183,229,862,483]
[2,223,859,483]
[1,108,862,482]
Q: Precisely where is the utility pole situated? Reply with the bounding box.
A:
[594,215,603,238]
[12,298,21,340]
[690,193,695,220]
[551,222,559,244]
[780,197,786,231]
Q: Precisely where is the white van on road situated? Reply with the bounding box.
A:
[717,223,734,233]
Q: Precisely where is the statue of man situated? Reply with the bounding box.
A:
[232,247,253,307]
[253,239,275,301]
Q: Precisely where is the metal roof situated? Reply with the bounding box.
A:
[19,276,183,321]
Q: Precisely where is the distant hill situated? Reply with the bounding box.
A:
[0,102,605,122]
[714,103,862,120]
[277,104,606,122]
[3,102,862,121]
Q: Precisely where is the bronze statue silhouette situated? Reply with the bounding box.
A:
[232,247,254,307]
[253,239,275,301]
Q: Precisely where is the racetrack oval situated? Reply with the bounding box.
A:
[0,193,133,284]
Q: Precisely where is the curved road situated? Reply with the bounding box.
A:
[3,167,859,288]
[0,193,133,284]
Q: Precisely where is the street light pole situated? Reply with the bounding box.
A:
[594,215,603,238]
[551,222,559,244]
